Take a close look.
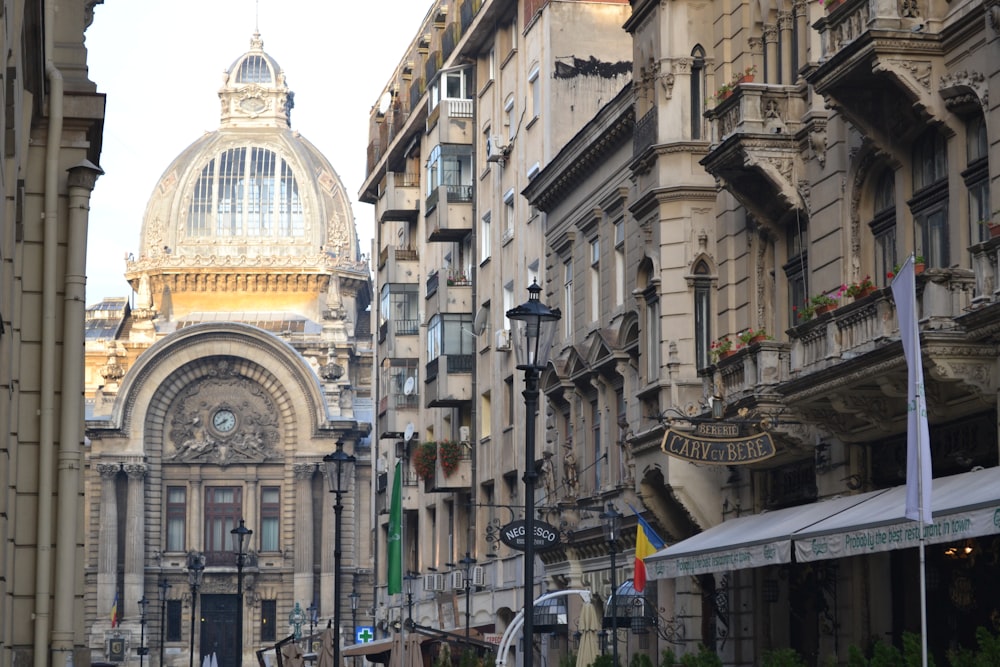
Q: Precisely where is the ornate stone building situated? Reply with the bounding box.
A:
[83,34,373,667]
[0,2,106,667]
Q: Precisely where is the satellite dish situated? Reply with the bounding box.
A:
[403,377,416,395]
[377,91,392,115]
[473,307,488,335]
[404,423,415,442]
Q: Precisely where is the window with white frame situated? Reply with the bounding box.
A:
[614,220,625,304]
[481,211,492,260]
[589,238,600,322]
[503,189,515,240]
[563,259,573,337]
[503,282,514,332]
[505,96,515,140]
[529,66,540,120]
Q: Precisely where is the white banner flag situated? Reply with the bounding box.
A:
[890,256,932,524]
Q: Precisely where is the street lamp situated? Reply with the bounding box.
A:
[349,590,361,644]
[459,553,477,640]
[601,504,622,667]
[158,578,171,667]
[403,571,418,627]
[324,440,356,667]
[307,602,319,651]
[138,596,150,667]
[186,551,206,667]
[231,518,253,667]
[506,280,561,667]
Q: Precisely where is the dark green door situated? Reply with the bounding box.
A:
[200,594,238,667]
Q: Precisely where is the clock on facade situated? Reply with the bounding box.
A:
[212,408,237,433]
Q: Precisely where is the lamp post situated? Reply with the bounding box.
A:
[307,602,318,652]
[349,590,360,644]
[459,553,477,640]
[324,440,357,667]
[138,596,150,667]
[403,572,417,627]
[231,518,253,667]
[159,578,171,667]
[601,504,622,667]
[186,551,206,667]
[506,281,561,667]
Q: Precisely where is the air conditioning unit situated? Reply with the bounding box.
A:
[424,573,445,593]
[459,426,470,444]
[486,135,509,163]
[472,565,486,588]
[495,328,511,351]
[450,570,465,591]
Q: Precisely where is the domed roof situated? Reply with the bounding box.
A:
[134,33,358,271]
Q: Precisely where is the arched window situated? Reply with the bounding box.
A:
[910,129,949,267]
[690,46,706,140]
[693,260,712,369]
[965,114,990,244]
[870,168,897,286]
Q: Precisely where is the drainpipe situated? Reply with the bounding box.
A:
[36,0,64,665]
[52,161,104,666]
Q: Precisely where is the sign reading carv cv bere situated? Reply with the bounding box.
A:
[661,419,776,465]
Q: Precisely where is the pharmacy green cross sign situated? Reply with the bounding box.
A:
[356,626,375,643]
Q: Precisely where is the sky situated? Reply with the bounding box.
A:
[84,0,433,304]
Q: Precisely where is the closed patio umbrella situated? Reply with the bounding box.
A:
[316,628,336,667]
[575,603,600,667]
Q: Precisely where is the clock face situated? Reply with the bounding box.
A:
[212,409,237,433]
[239,97,266,114]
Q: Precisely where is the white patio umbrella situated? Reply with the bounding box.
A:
[575,602,601,667]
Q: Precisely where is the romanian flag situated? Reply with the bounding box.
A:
[630,506,665,593]
[110,590,120,628]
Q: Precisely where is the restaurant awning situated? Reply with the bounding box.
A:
[645,491,885,579]
[645,467,1000,580]
[342,636,398,664]
[794,466,1000,562]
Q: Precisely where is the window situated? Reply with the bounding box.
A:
[261,599,277,642]
[503,282,514,332]
[481,211,492,260]
[591,400,602,491]
[503,189,515,240]
[505,96,515,141]
[166,486,186,552]
[870,168,896,287]
[693,261,712,369]
[427,314,475,361]
[910,129,949,268]
[260,487,280,552]
[426,145,473,201]
[505,376,515,426]
[204,487,242,556]
[614,221,625,304]
[380,284,420,335]
[784,222,808,327]
[481,391,492,440]
[645,296,660,381]
[166,600,182,641]
[965,115,990,244]
[187,147,303,238]
[690,46,706,140]
[383,359,419,409]
[563,259,573,337]
[590,238,600,322]
[528,66,540,119]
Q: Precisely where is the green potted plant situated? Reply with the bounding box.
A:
[413,442,437,480]
[738,327,770,345]
[438,439,463,477]
[845,275,876,299]
[810,292,839,315]
[735,64,757,84]
[710,335,735,361]
[714,82,733,102]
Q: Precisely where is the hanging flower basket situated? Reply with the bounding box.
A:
[438,439,463,477]
[413,442,437,480]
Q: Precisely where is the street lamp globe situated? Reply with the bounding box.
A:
[506,280,561,370]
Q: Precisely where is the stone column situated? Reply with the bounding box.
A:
[778,12,794,84]
[293,463,317,608]
[763,25,779,84]
[124,463,147,608]
[96,463,120,622]
[320,466,336,622]
[794,0,809,79]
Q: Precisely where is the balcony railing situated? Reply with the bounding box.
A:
[396,319,419,336]
[633,106,657,158]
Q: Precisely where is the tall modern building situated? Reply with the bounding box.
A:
[0,1,106,667]
[364,0,1000,665]
[82,34,373,667]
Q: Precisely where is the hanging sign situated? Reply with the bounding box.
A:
[499,519,561,552]
[661,421,776,465]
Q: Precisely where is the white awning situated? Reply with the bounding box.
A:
[645,490,886,579]
[793,466,1000,562]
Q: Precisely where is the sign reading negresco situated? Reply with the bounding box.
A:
[499,519,561,552]
[661,428,776,464]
